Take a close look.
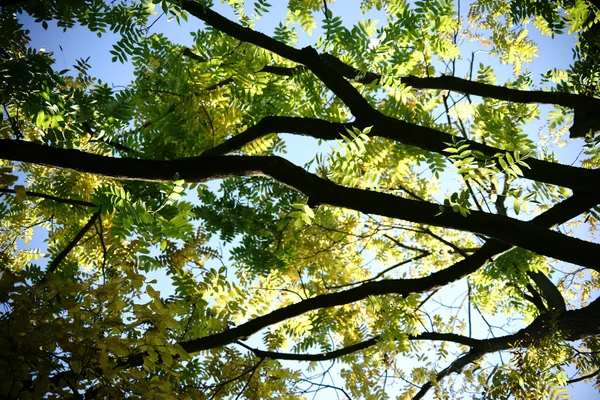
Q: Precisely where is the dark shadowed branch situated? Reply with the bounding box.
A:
[567,367,600,384]
[318,52,600,111]
[2,139,600,268]
[235,331,483,362]
[414,295,600,398]
[199,115,600,195]
[180,1,377,120]
[48,193,598,389]
[204,44,600,113]
[159,194,600,359]
[0,187,95,208]
[235,298,600,399]
[185,38,600,113]
[45,211,101,275]
[176,7,600,192]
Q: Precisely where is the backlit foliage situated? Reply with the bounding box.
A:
[1,0,600,399]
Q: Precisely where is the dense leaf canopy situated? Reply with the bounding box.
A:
[1,0,600,399]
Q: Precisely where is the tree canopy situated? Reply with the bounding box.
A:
[1,0,600,398]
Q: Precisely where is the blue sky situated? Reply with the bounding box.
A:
[16,0,600,398]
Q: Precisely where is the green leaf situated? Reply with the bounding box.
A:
[303,204,314,218]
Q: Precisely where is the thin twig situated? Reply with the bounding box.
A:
[233,358,264,400]
[45,211,101,276]
[567,367,600,384]
[0,188,95,208]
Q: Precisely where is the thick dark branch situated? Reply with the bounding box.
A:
[223,50,600,140]
[237,299,600,400]
[416,332,483,348]
[567,367,600,384]
[527,270,567,312]
[374,115,600,195]
[0,188,95,208]
[2,140,600,268]
[177,277,490,359]
[81,194,599,376]
[524,283,548,313]
[399,76,600,110]
[182,47,206,62]
[199,116,345,156]
[201,115,600,195]
[45,211,101,275]
[161,195,600,362]
[237,338,378,361]
[229,50,600,112]
[91,138,136,154]
[414,349,484,400]
[414,296,600,399]
[318,53,600,112]
[206,77,234,91]
[179,1,377,119]
[261,64,305,76]
[237,332,480,362]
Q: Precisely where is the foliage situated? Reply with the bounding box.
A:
[1,0,600,399]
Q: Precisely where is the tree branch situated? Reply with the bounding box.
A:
[414,295,600,399]
[236,337,379,361]
[567,367,600,384]
[326,251,431,289]
[233,358,263,400]
[527,270,567,312]
[0,188,95,208]
[179,1,377,120]
[184,47,307,79]
[374,114,600,195]
[199,116,346,156]
[199,115,600,195]
[420,228,470,257]
[236,298,600,400]
[45,211,101,275]
[262,51,600,112]
[52,193,597,387]
[524,283,548,313]
[414,349,484,400]
[159,194,600,361]
[2,140,600,268]
[0,0,30,8]
[236,331,482,362]
[198,43,600,116]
